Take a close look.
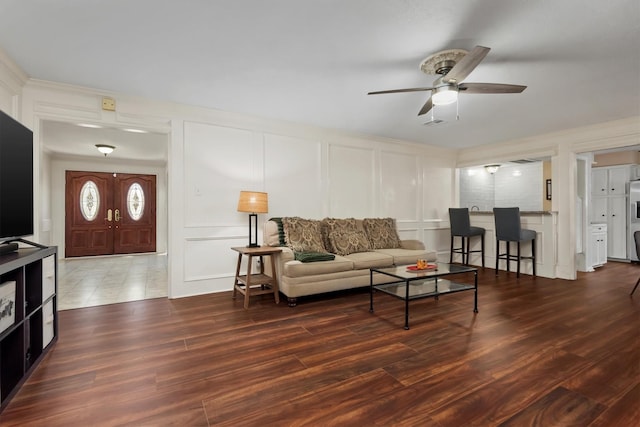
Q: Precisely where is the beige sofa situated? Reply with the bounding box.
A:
[263,217,437,306]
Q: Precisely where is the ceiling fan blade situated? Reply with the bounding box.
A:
[368,87,433,95]
[443,45,491,84]
[458,83,527,94]
[417,96,433,116]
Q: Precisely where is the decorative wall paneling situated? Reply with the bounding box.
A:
[264,133,324,218]
[183,121,261,227]
[328,144,376,218]
[179,124,452,294]
[379,150,420,220]
[469,212,557,278]
[184,236,247,282]
[10,68,635,294]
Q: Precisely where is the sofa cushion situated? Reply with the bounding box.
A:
[282,217,326,253]
[363,218,401,249]
[343,251,394,269]
[283,255,354,277]
[324,218,371,256]
[374,248,437,266]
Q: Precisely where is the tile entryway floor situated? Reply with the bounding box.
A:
[57,253,167,310]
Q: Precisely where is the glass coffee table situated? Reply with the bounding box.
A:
[369,263,478,329]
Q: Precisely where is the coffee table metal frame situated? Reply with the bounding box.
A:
[369,263,478,329]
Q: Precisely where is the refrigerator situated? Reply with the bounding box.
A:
[628,180,640,261]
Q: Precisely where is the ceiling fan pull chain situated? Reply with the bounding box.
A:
[456,99,460,121]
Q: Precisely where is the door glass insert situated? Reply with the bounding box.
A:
[127,183,145,221]
[79,180,100,221]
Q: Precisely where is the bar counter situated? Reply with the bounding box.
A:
[460,210,558,278]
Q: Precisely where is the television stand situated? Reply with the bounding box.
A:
[0,244,58,413]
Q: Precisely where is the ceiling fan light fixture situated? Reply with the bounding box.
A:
[432,85,458,105]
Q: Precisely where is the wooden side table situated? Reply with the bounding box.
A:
[231,246,282,309]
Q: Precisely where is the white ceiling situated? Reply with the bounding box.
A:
[0,0,639,155]
[41,121,168,163]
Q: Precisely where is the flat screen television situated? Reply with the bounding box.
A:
[0,110,33,243]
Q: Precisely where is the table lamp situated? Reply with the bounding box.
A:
[237,191,268,247]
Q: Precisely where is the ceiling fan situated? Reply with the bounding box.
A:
[368,46,526,116]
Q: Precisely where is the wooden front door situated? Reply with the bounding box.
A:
[65,171,157,257]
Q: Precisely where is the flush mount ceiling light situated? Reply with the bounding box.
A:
[95,144,115,156]
[485,164,501,174]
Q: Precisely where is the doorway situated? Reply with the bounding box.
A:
[65,171,157,257]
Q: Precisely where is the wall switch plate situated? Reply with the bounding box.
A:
[102,97,116,111]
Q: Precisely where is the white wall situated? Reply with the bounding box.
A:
[12,79,457,299]
[178,120,457,297]
[494,163,543,211]
[1,49,639,292]
[460,162,544,212]
[459,167,495,211]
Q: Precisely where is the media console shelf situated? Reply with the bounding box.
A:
[0,245,57,413]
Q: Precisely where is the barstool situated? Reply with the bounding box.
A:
[449,208,485,266]
[493,207,536,278]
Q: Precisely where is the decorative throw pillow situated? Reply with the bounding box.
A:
[319,219,333,253]
[362,218,401,249]
[325,218,371,256]
[269,217,287,246]
[282,217,326,253]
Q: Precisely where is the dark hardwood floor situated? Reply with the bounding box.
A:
[1,262,638,426]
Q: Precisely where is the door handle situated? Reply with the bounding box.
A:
[106,209,112,222]
[115,209,120,222]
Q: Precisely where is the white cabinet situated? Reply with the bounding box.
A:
[592,166,629,196]
[591,195,627,259]
[591,197,608,223]
[591,165,630,260]
[591,168,608,196]
[590,224,607,267]
[608,167,629,195]
[608,196,627,259]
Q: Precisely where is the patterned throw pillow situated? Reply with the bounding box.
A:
[324,218,371,256]
[282,217,326,253]
[269,217,287,246]
[362,218,401,249]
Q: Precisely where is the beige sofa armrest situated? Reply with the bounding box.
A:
[278,247,295,262]
[264,247,294,282]
[399,239,426,250]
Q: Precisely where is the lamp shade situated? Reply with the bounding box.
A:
[237,191,268,214]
